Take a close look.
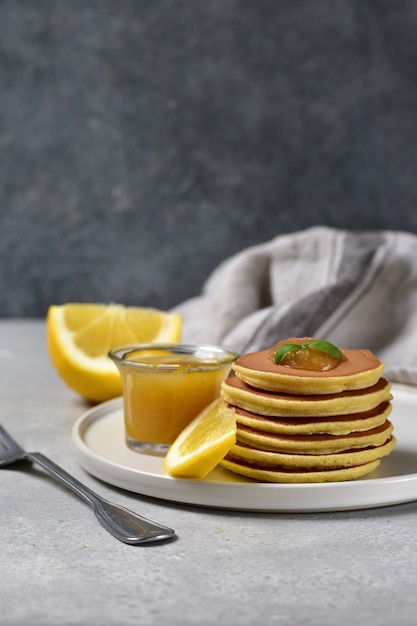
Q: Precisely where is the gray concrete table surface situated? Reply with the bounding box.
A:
[1,319,417,626]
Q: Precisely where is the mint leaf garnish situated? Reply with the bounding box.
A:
[307,340,344,360]
[274,343,302,364]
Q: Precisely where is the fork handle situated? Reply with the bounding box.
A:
[26,452,175,544]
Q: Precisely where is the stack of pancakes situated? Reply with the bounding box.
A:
[220,337,395,483]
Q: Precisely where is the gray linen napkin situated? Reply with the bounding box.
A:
[173,226,417,386]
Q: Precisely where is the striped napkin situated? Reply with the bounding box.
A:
[173,226,417,386]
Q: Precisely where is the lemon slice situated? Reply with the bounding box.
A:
[47,303,182,402]
[163,399,237,479]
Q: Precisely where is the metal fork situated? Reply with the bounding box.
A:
[0,423,175,545]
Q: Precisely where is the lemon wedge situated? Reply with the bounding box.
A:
[163,399,236,479]
[46,303,182,403]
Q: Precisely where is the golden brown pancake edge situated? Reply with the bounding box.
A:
[235,419,394,454]
[226,436,396,470]
[221,375,392,417]
[220,457,381,483]
[233,401,392,435]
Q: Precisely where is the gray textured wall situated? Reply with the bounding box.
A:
[1,1,417,317]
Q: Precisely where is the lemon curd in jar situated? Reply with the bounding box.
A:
[109,344,238,455]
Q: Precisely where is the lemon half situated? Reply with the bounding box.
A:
[47,303,182,402]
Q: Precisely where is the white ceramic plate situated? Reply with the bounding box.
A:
[72,383,417,512]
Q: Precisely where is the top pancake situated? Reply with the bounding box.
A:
[233,337,384,395]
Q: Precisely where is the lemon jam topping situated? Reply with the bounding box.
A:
[272,340,346,372]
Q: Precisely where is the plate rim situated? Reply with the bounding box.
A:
[71,382,417,512]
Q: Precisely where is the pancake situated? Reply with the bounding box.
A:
[234,402,392,435]
[233,337,384,395]
[221,375,392,417]
[225,436,396,470]
[218,336,396,483]
[235,419,394,454]
[220,457,382,483]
